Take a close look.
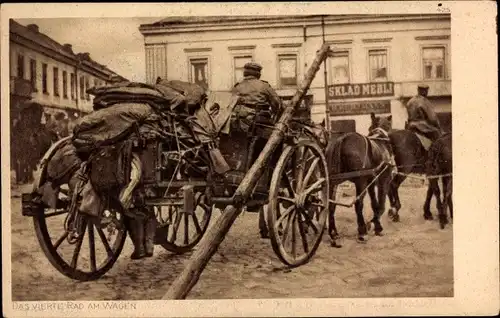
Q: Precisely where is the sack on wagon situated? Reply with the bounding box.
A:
[88,82,168,111]
[72,102,155,153]
[155,78,207,115]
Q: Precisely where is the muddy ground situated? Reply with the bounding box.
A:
[10,181,453,300]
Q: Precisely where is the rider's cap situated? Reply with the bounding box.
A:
[244,62,262,72]
[418,84,429,89]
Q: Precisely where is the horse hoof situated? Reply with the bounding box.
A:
[356,236,367,244]
[440,223,446,230]
[424,214,433,220]
[392,215,400,222]
[331,241,343,248]
[260,232,270,239]
[375,231,384,237]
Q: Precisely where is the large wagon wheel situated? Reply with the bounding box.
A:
[267,138,329,267]
[154,187,212,254]
[32,183,127,281]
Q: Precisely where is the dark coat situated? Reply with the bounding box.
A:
[231,75,282,115]
[406,95,443,140]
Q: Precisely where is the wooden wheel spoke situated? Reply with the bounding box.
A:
[53,231,69,250]
[295,156,306,192]
[291,213,297,259]
[277,196,294,203]
[45,209,68,218]
[281,210,295,245]
[298,209,319,234]
[183,212,189,245]
[88,221,97,272]
[192,212,202,234]
[309,201,325,209]
[301,157,320,192]
[283,172,297,196]
[96,226,114,257]
[276,205,295,228]
[200,203,211,211]
[171,211,182,242]
[70,220,87,269]
[303,178,326,196]
[297,214,310,253]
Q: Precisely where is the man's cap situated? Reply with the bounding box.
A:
[418,84,429,89]
[244,62,262,72]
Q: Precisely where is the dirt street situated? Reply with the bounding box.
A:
[10,181,453,300]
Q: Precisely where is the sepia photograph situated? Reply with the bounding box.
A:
[2,2,498,317]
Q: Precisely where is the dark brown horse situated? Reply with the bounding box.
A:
[369,114,453,226]
[426,132,453,229]
[325,114,394,245]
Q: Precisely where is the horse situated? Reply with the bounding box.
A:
[325,114,394,245]
[426,132,453,229]
[369,114,453,226]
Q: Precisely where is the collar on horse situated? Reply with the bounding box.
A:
[368,127,390,141]
[363,127,395,169]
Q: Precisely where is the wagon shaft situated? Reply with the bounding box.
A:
[163,43,331,300]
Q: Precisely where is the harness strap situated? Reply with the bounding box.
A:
[362,136,369,169]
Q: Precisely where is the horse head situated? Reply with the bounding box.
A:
[369,112,392,138]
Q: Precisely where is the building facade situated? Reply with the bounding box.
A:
[9,19,127,119]
[139,14,451,134]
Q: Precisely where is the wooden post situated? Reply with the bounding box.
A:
[162,44,331,300]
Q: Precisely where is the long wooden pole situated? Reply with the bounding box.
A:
[322,15,331,131]
[162,44,331,300]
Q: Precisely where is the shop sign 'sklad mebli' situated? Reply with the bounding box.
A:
[328,82,394,100]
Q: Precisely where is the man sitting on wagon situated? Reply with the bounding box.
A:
[231,62,283,131]
[230,62,283,164]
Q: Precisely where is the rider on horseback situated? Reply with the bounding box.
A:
[405,84,444,146]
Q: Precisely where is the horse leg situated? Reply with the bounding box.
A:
[328,201,342,248]
[366,183,378,232]
[258,206,269,239]
[427,178,444,224]
[447,177,453,220]
[389,175,405,222]
[374,173,391,236]
[424,179,441,220]
[354,180,368,243]
[439,176,452,229]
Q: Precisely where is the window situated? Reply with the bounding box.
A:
[422,46,445,79]
[17,54,25,79]
[79,76,85,99]
[85,77,90,100]
[70,73,76,100]
[233,55,252,84]
[62,71,68,98]
[53,67,59,96]
[368,49,388,81]
[329,51,350,84]
[278,54,298,87]
[189,57,209,89]
[29,59,36,90]
[42,63,48,94]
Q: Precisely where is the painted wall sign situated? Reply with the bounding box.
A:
[328,82,394,99]
[328,100,391,116]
